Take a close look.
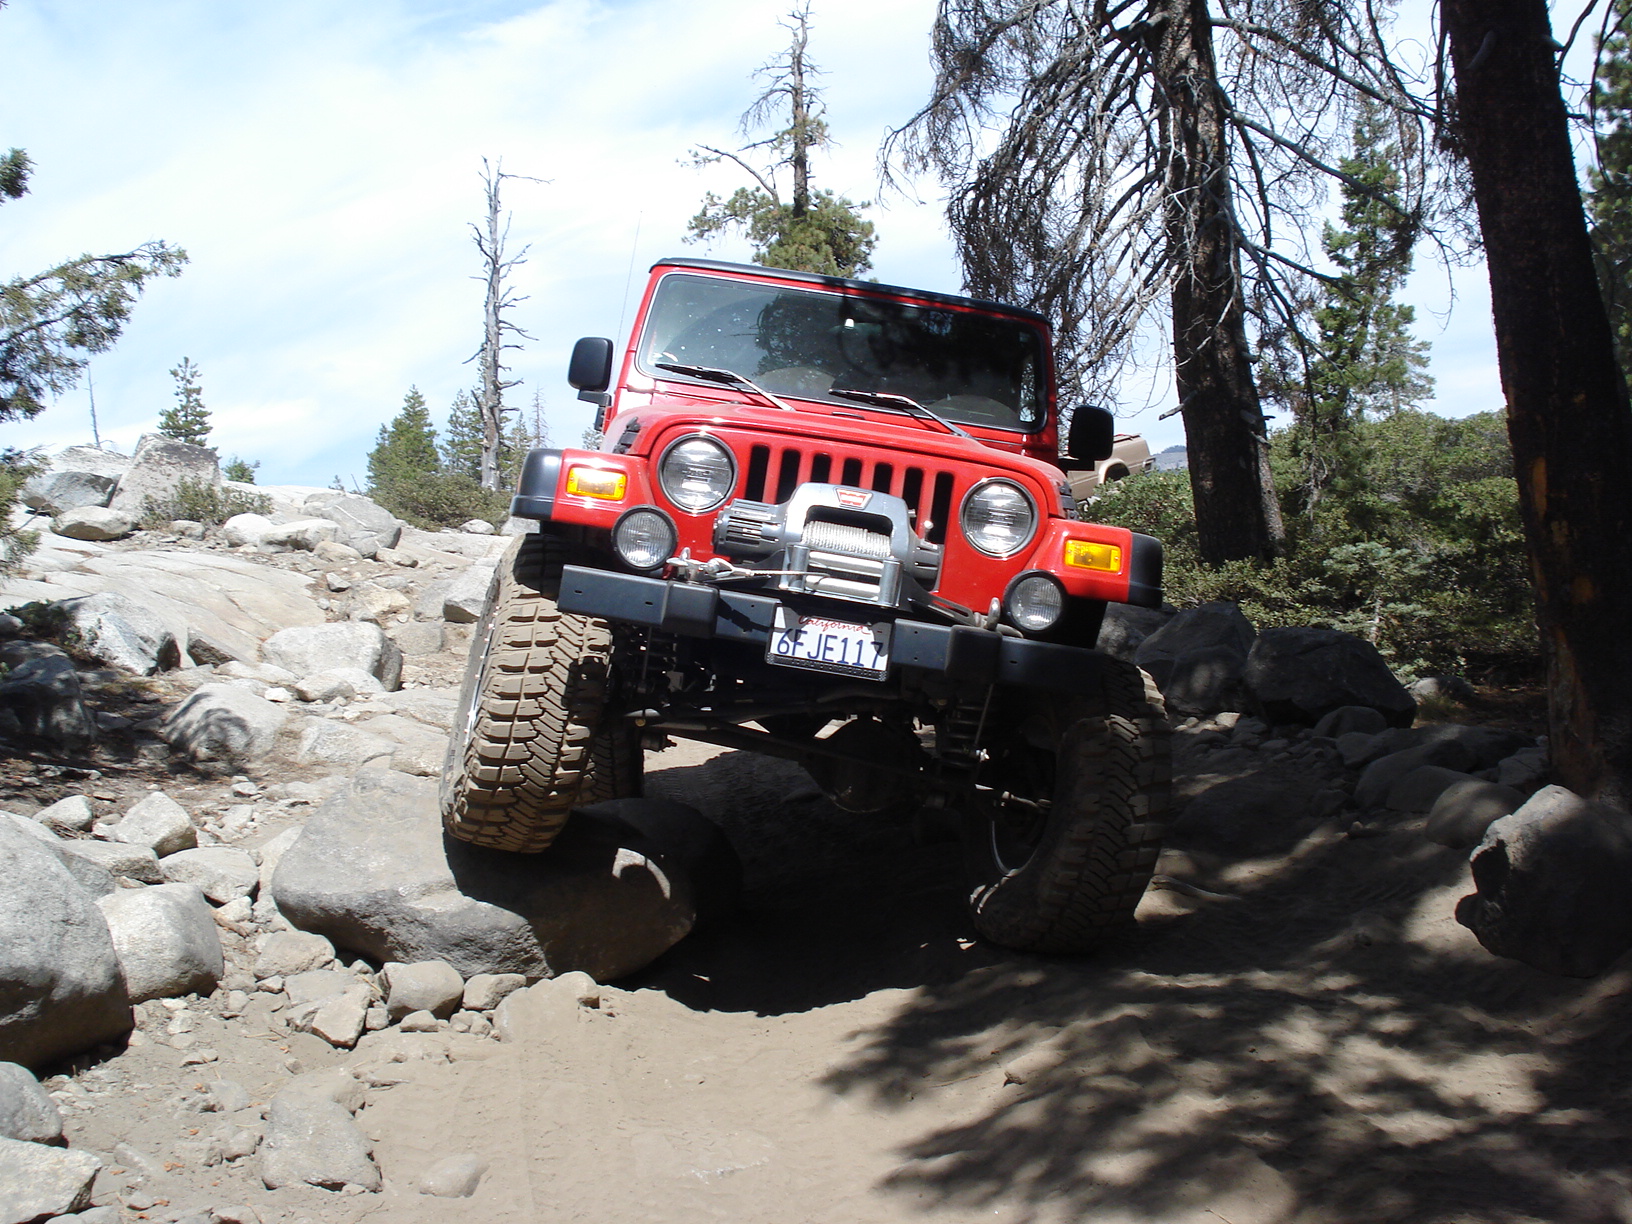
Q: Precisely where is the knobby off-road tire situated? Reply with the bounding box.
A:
[964,658,1170,954]
[440,532,642,853]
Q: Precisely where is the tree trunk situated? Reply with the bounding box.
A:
[1442,0,1632,806]
[478,169,506,491]
[789,8,812,219]
[1158,0,1284,564]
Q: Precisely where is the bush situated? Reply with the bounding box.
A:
[1091,410,1536,680]
[370,471,509,531]
[140,478,272,528]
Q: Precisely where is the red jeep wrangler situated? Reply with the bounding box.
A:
[441,257,1170,953]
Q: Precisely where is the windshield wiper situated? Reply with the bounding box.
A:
[828,388,972,439]
[654,360,795,412]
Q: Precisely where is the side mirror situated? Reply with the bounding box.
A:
[1064,405,1116,467]
[568,337,615,407]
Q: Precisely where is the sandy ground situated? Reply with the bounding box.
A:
[41,726,1632,1224]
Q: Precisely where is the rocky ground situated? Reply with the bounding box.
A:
[1,451,1628,1224]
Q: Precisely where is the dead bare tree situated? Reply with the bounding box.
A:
[886,0,1449,563]
[469,159,543,490]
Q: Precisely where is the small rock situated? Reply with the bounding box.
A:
[0,1134,100,1218]
[254,931,336,979]
[383,961,466,1021]
[418,1152,488,1197]
[293,668,383,703]
[58,838,164,885]
[1386,765,1479,815]
[0,1062,63,1144]
[1496,746,1549,792]
[162,685,290,765]
[1310,705,1388,740]
[364,1006,388,1032]
[96,883,224,1002]
[111,791,197,857]
[205,1079,254,1113]
[461,973,527,1013]
[289,985,373,1050]
[275,1067,366,1114]
[161,847,259,903]
[259,1095,380,1191]
[34,795,95,834]
[398,1010,440,1033]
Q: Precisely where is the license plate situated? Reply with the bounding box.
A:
[767,610,891,678]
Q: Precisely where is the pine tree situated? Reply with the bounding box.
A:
[1589,0,1632,376]
[367,387,440,492]
[686,4,876,277]
[1263,106,1432,511]
[440,389,483,481]
[157,357,211,446]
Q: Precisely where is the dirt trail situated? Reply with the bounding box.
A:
[45,733,1632,1224]
[351,741,1632,1224]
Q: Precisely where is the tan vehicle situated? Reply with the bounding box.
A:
[1068,432,1153,502]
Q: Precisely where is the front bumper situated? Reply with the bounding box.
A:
[557,565,1116,696]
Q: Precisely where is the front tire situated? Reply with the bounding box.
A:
[440,532,642,853]
[962,659,1170,953]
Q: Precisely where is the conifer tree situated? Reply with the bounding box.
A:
[157,358,211,446]
[440,389,483,481]
[1589,0,1632,377]
[366,387,440,492]
[686,4,875,277]
[1262,106,1433,511]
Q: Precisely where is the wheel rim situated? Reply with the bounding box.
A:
[984,713,1057,873]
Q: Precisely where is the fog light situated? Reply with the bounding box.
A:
[1064,539,1122,572]
[614,508,677,571]
[1005,572,1065,632]
[566,466,627,500]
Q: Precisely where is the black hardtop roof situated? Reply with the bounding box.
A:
[650,256,1051,329]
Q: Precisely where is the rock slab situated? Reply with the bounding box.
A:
[0,1134,100,1220]
[260,1096,380,1191]
[96,884,225,1003]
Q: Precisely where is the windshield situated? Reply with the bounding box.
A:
[637,272,1048,431]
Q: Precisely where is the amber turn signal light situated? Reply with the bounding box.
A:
[565,467,628,500]
[1064,539,1122,572]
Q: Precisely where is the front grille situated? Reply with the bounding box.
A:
[742,443,958,545]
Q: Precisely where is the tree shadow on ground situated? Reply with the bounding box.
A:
[635,745,1632,1223]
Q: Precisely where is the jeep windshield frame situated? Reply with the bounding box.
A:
[635,270,1049,434]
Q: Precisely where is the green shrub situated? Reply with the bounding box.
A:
[1091,410,1536,680]
[140,478,273,528]
[370,471,509,531]
[0,450,42,577]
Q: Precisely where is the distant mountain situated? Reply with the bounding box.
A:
[1152,447,1188,471]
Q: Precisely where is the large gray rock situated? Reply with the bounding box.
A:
[161,684,289,764]
[1242,626,1416,729]
[270,770,706,981]
[1095,604,1172,664]
[34,795,94,834]
[1425,779,1528,849]
[293,720,395,769]
[221,513,275,547]
[1457,786,1632,977]
[253,931,336,979]
[21,446,129,514]
[0,821,130,1069]
[160,846,259,903]
[111,792,196,857]
[0,649,95,750]
[58,591,181,675]
[50,506,136,542]
[1134,602,1256,718]
[1385,765,1478,814]
[299,494,404,559]
[261,623,403,692]
[0,1063,60,1146]
[259,1095,380,1191]
[107,434,221,516]
[0,1135,100,1219]
[96,884,224,1002]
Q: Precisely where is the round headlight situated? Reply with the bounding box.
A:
[961,479,1038,558]
[1005,572,1065,632]
[659,435,736,512]
[614,508,677,571]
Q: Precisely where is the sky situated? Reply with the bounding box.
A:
[0,0,1519,487]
